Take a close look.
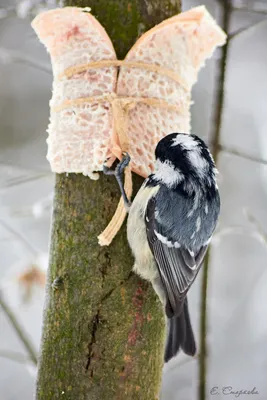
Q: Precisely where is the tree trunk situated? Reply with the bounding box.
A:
[35,1,181,399]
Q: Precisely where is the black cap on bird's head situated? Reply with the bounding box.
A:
[153,132,217,188]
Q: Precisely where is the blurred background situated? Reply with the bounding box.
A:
[1,0,267,399]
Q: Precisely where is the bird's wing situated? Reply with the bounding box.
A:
[145,196,208,317]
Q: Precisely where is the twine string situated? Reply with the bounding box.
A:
[98,97,133,246]
[52,60,188,246]
[57,60,189,92]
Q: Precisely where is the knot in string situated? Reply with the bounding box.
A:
[53,60,187,246]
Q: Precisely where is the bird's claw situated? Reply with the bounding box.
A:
[103,153,132,209]
[103,152,131,177]
[115,152,131,177]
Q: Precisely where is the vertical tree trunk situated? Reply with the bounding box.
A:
[36,1,181,399]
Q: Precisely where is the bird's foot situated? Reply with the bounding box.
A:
[103,153,131,209]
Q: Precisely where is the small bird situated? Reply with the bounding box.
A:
[104,132,220,362]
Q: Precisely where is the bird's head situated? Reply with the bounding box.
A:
[153,132,217,191]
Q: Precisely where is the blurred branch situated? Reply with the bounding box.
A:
[219,144,267,166]
[229,19,267,40]
[0,292,38,365]
[165,354,197,374]
[0,172,51,190]
[218,213,267,333]
[0,6,17,19]
[209,15,230,160]
[244,208,267,244]
[221,264,266,335]
[231,4,267,15]
[0,350,33,364]
[216,0,267,14]
[0,168,53,217]
[0,1,62,20]
[198,2,231,399]
[213,225,267,248]
[0,47,51,74]
[0,161,51,177]
[0,220,38,256]
[228,24,255,40]
[11,192,53,219]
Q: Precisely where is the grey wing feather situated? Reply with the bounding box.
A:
[145,196,208,318]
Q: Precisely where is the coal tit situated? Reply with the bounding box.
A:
[104,132,220,362]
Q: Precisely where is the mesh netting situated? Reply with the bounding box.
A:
[32,6,226,245]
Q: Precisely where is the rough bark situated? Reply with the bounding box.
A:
[36,1,181,399]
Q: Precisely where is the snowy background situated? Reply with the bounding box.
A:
[1,0,267,399]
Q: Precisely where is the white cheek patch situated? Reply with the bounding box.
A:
[154,159,184,188]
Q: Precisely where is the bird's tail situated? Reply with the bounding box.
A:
[164,298,196,363]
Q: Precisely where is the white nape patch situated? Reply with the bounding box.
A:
[196,216,201,232]
[172,134,198,150]
[187,151,209,176]
[154,159,184,188]
[172,133,209,177]
[205,203,208,214]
